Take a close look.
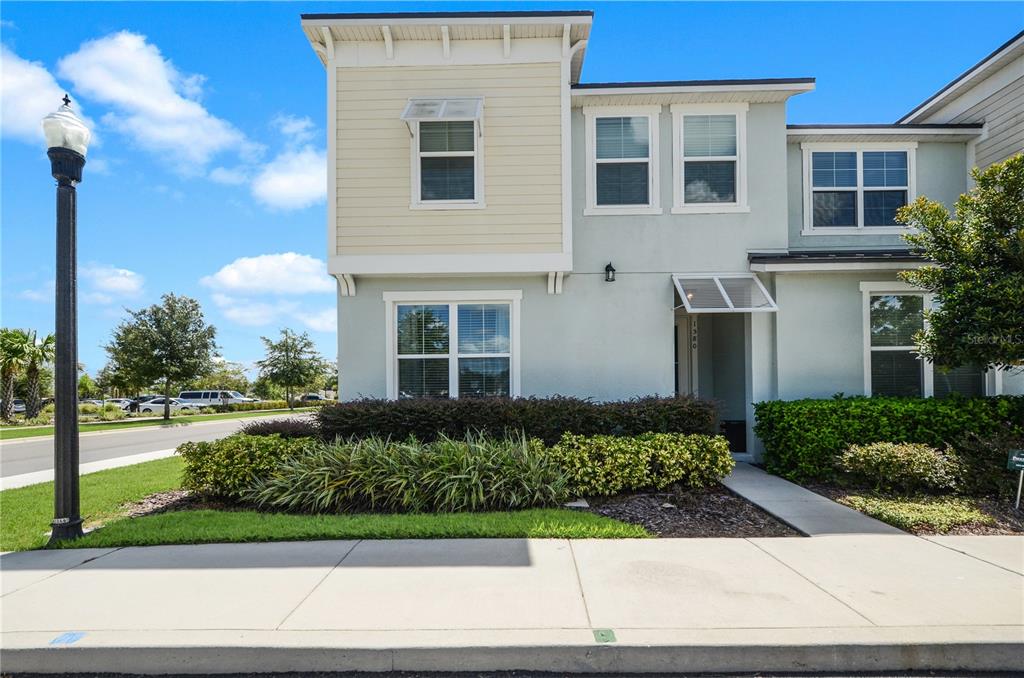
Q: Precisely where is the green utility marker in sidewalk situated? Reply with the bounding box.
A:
[593,629,616,643]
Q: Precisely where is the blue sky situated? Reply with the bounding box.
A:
[2,2,1021,377]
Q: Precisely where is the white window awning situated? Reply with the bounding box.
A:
[401,97,484,121]
[673,274,777,313]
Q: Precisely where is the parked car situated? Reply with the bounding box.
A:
[1,399,27,414]
[105,398,133,410]
[138,397,195,414]
[177,390,255,406]
[296,393,328,403]
[80,399,104,407]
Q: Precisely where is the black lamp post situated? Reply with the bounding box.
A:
[43,95,91,544]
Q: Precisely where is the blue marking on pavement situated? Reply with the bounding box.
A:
[49,632,85,645]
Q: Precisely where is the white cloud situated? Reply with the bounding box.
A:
[0,44,92,144]
[80,263,144,304]
[57,31,246,173]
[273,114,316,144]
[19,280,56,302]
[209,166,248,185]
[201,253,333,296]
[251,146,326,210]
[294,308,336,332]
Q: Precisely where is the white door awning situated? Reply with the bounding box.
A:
[673,274,777,313]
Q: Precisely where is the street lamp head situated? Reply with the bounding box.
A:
[42,95,91,157]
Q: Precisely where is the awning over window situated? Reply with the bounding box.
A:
[401,97,484,121]
[672,274,777,313]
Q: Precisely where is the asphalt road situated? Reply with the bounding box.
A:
[0,414,299,478]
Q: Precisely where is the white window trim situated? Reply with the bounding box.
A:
[671,103,749,214]
[410,119,485,210]
[803,142,917,235]
[383,290,522,400]
[583,106,662,216]
[859,281,934,397]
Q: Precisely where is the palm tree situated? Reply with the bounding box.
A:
[0,328,30,422]
[23,330,55,419]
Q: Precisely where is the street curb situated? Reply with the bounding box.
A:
[3,639,1023,674]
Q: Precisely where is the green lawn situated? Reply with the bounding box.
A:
[838,494,996,533]
[1,456,648,552]
[0,456,185,551]
[0,408,310,440]
[62,508,649,548]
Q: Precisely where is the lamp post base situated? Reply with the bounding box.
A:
[48,518,84,544]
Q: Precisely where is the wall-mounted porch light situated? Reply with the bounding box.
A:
[604,262,616,282]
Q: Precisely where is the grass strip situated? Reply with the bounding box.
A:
[0,409,311,440]
[0,456,185,551]
[61,508,651,548]
[839,494,995,533]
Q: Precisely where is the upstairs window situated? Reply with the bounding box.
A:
[402,97,484,209]
[805,145,915,232]
[584,107,661,215]
[671,103,748,213]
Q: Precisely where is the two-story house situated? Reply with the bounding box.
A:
[301,11,1023,459]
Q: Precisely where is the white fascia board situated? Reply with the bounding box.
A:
[302,15,592,28]
[787,127,982,137]
[329,252,572,276]
[573,82,815,97]
[751,261,926,272]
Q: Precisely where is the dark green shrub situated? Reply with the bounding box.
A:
[178,434,311,499]
[838,442,960,493]
[952,428,1024,498]
[247,433,568,513]
[239,417,319,439]
[754,395,1024,481]
[551,432,734,496]
[316,396,717,445]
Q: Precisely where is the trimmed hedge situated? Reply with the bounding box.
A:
[953,428,1024,499]
[239,417,319,439]
[210,400,289,413]
[316,396,718,446]
[754,395,1024,481]
[551,432,734,496]
[179,434,310,499]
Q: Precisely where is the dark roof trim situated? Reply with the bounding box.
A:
[749,249,924,264]
[573,77,815,89]
[898,28,1024,123]
[787,123,984,130]
[302,10,594,20]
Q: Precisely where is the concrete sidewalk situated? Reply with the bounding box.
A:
[2,535,1022,674]
[721,463,904,536]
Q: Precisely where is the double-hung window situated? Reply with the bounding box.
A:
[804,144,915,232]
[671,103,748,213]
[386,291,521,400]
[584,107,660,215]
[861,283,986,397]
[402,97,484,209]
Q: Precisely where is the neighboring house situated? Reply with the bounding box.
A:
[301,12,1023,459]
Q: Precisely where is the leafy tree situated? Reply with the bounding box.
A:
[21,331,55,418]
[106,294,218,420]
[899,154,1024,369]
[250,374,285,401]
[0,328,29,421]
[256,329,327,409]
[95,360,149,398]
[78,373,99,400]
[15,363,53,401]
[184,359,250,394]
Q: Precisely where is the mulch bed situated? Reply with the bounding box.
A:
[579,484,800,538]
[805,482,1024,536]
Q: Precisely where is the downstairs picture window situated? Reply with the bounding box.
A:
[866,292,985,397]
[394,301,512,399]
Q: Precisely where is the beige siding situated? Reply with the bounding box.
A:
[949,72,1024,169]
[335,62,564,255]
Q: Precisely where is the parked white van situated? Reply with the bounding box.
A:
[177,390,254,406]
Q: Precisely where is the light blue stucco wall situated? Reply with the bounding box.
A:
[571,103,790,276]
[338,274,677,402]
[785,141,968,251]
